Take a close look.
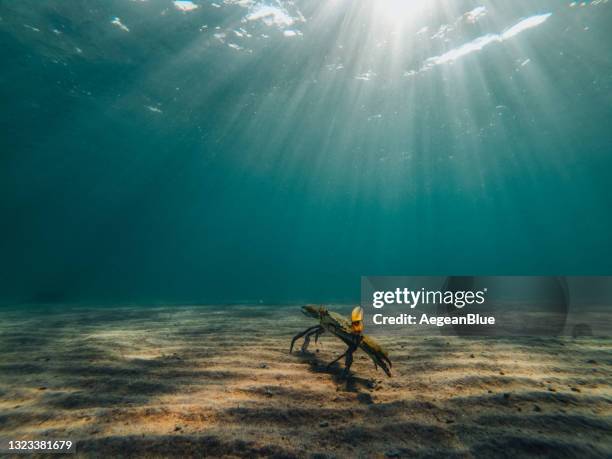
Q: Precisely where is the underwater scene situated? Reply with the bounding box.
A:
[1,1,611,458]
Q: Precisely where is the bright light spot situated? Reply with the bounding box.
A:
[431,24,453,40]
[374,0,430,22]
[368,0,437,28]
[355,70,376,81]
[173,1,199,12]
[111,17,129,32]
[424,34,500,67]
[225,0,255,6]
[465,6,487,23]
[418,13,552,72]
[501,13,552,40]
[246,4,295,28]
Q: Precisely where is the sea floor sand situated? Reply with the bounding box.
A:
[0,305,610,458]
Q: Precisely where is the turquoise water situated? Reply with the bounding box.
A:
[1,0,611,304]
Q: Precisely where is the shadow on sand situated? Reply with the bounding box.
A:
[293,349,377,402]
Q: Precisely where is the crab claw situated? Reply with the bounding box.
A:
[360,335,392,377]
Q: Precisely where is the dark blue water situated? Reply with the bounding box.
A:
[1,0,611,305]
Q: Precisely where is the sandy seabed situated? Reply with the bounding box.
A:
[0,305,610,459]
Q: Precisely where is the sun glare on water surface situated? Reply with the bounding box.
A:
[373,0,432,22]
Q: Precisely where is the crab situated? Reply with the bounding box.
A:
[290,305,392,377]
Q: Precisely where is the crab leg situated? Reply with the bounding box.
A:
[314,327,324,344]
[342,337,362,376]
[326,350,348,368]
[290,325,323,353]
[326,336,362,376]
[302,327,325,352]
